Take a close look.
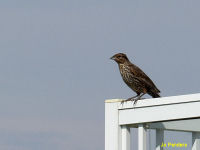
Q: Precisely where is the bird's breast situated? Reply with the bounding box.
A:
[119,64,133,82]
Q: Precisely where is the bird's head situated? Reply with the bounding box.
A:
[110,53,129,64]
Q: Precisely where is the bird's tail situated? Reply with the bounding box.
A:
[149,91,161,98]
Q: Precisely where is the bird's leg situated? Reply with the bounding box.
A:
[121,94,140,105]
[126,94,139,101]
[133,93,146,105]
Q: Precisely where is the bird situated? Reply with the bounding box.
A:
[110,53,160,104]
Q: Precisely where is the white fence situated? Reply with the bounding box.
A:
[105,93,200,150]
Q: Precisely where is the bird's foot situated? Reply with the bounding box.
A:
[121,100,125,105]
[121,97,136,105]
[121,96,146,106]
[127,97,136,102]
[133,97,140,105]
[133,97,146,105]
[121,99,129,105]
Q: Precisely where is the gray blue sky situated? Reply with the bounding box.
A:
[0,0,200,150]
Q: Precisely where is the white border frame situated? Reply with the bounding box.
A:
[105,93,200,150]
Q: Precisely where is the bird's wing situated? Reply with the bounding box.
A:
[129,63,160,93]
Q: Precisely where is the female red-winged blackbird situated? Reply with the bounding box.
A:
[110,53,160,104]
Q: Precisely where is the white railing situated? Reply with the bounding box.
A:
[105,93,200,150]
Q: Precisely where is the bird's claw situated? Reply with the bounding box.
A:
[120,97,146,106]
[133,98,139,105]
[133,97,146,105]
[121,97,137,105]
[121,100,126,105]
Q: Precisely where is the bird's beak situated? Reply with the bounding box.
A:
[110,56,115,60]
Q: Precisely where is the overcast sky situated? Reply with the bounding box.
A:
[0,0,200,150]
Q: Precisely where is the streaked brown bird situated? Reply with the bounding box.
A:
[110,53,160,104]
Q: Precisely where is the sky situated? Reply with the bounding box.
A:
[0,0,200,150]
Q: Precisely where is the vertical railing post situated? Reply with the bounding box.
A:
[138,124,147,150]
[192,132,200,150]
[121,125,130,150]
[105,100,121,150]
[156,129,164,150]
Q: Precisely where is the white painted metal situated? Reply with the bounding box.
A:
[156,129,164,150]
[105,93,200,150]
[138,124,147,150]
[119,101,200,125]
[105,100,121,150]
[118,93,200,110]
[121,125,130,150]
[192,132,200,150]
[149,119,200,132]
